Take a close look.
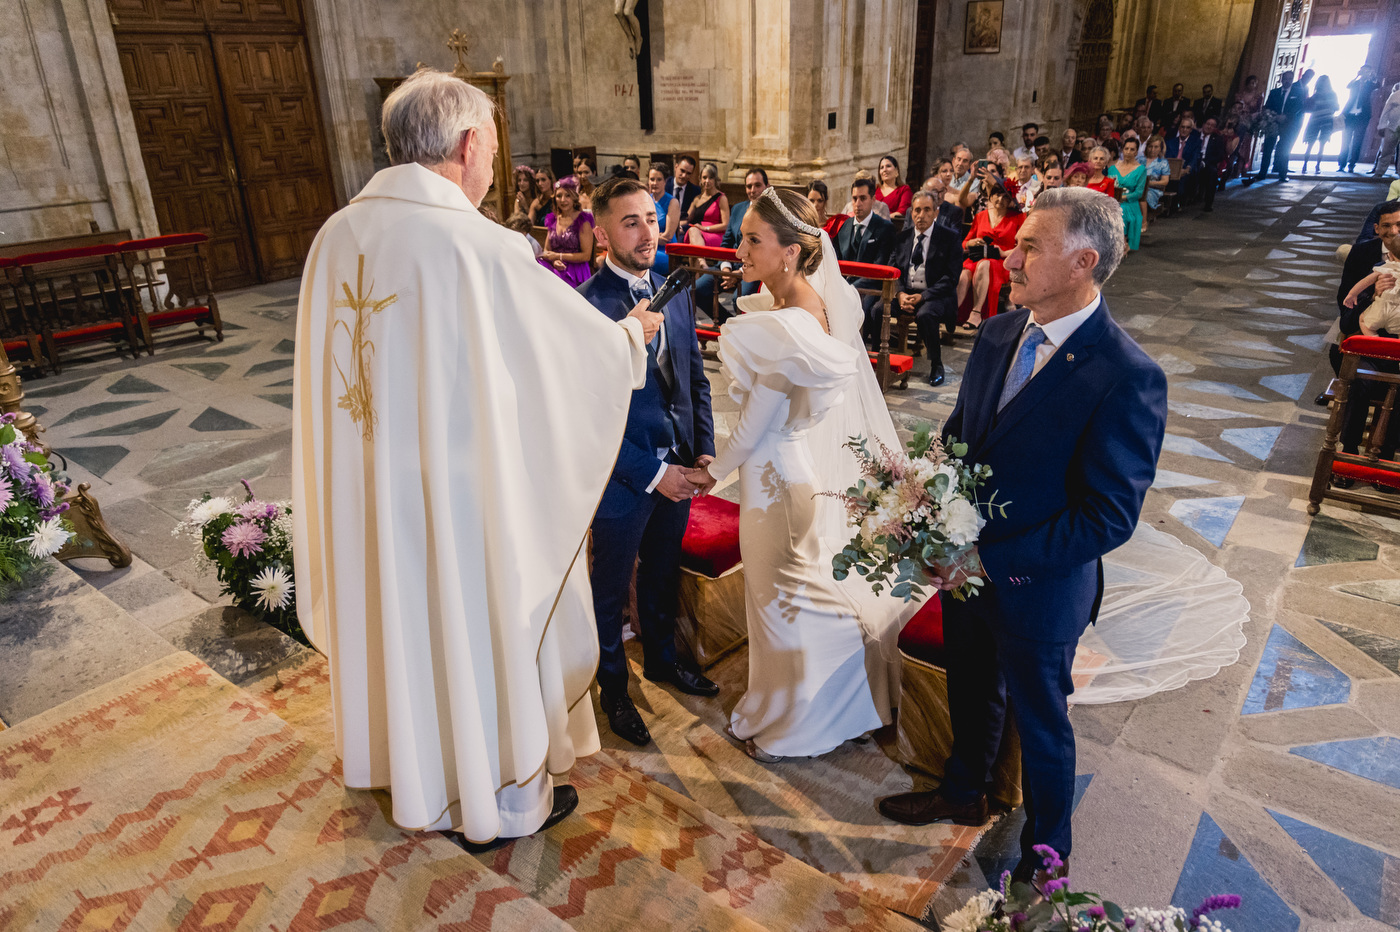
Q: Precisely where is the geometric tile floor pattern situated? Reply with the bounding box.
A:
[2,171,1399,931]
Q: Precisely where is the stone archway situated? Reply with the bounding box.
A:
[1070,0,1115,131]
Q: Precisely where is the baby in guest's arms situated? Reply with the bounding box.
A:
[1344,259,1400,335]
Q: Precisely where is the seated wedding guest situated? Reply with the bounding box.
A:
[988,131,1007,154]
[894,191,963,386]
[573,156,597,209]
[1143,135,1171,231]
[505,212,542,259]
[682,162,730,246]
[666,155,700,216]
[1165,115,1203,209]
[951,145,976,187]
[1133,116,1156,149]
[923,171,967,230]
[513,164,541,218]
[647,163,679,273]
[1097,113,1120,141]
[836,176,897,337]
[843,170,892,220]
[958,183,1024,330]
[1163,83,1190,127]
[622,153,643,177]
[699,168,768,317]
[1065,162,1093,188]
[1039,163,1064,197]
[294,68,665,849]
[807,179,848,238]
[538,176,595,286]
[1198,117,1228,212]
[1012,122,1040,161]
[875,155,914,218]
[926,157,955,190]
[1006,155,1041,206]
[1034,136,1052,163]
[1108,137,1146,250]
[1059,129,1083,168]
[577,177,720,745]
[1085,146,1118,198]
[1195,84,1223,123]
[528,167,556,224]
[959,159,1006,215]
[1331,201,1400,469]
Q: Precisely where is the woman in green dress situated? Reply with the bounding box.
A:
[1108,137,1147,251]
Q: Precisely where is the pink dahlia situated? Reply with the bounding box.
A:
[222,521,267,558]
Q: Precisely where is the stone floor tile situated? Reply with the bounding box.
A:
[1290,737,1400,792]
[1171,813,1301,931]
[1320,621,1400,677]
[62,444,130,479]
[1169,495,1246,548]
[101,497,201,570]
[106,374,168,394]
[1269,811,1400,926]
[156,604,303,685]
[1296,515,1380,567]
[77,408,179,437]
[1243,625,1352,714]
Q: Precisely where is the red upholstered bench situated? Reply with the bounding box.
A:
[676,495,747,668]
[869,351,914,389]
[891,594,1023,810]
[1309,334,1400,518]
[696,327,721,353]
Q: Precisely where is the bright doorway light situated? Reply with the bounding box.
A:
[1291,33,1373,159]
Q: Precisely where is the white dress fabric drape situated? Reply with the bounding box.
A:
[292,164,647,842]
[707,232,919,758]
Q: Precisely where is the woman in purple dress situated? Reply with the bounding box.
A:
[538,176,595,286]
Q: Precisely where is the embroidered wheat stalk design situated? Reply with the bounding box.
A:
[333,255,397,441]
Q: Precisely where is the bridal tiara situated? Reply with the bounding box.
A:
[761,186,822,237]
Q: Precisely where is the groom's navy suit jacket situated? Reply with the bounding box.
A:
[576,265,715,519]
[943,299,1167,642]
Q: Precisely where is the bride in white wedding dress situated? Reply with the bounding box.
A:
[689,188,919,762]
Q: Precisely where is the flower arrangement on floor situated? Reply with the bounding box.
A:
[176,480,307,647]
[941,850,1241,932]
[0,413,74,590]
[830,422,1006,602]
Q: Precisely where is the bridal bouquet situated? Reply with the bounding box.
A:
[830,422,1005,602]
[176,480,308,647]
[0,413,74,588]
[943,858,1241,932]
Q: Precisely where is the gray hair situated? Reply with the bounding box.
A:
[1030,187,1126,286]
[1089,146,1111,160]
[381,69,496,167]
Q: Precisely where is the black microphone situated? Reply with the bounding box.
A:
[643,267,696,316]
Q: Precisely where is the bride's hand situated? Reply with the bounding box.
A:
[684,462,717,497]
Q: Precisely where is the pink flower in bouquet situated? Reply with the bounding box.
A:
[236,500,279,521]
[222,521,267,558]
[29,471,55,508]
[1,445,27,479]
[0,480,13,511]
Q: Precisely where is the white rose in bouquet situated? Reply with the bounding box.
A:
[941,497,986,547]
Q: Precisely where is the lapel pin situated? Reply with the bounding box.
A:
[1066,353,1075,362]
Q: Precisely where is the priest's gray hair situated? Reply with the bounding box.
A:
[381,69,497,167]
[1030,187,1126,286]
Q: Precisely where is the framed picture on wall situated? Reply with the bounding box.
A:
[964,0,1003,54]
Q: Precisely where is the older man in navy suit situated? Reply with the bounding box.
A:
[879,188,1168,884]
[577,177,719,747]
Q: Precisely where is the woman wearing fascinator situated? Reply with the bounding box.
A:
[685,187,918,762]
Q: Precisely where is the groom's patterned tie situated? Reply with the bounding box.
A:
[630,278,657,350]
[997,323,1047,412]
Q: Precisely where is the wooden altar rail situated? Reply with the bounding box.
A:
[663,242,908,391]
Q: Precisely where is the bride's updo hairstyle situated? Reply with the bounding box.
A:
[751,188,824,276]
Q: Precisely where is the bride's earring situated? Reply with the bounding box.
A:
[783,262,789,273]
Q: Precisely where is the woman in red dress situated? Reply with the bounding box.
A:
[1085,146,1118,198]
[957,184,1025,330]
[874,155,913,218]
[682,162,731,247]
[806,180,849,238]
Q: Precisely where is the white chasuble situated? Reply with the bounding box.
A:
[292,163,647,841]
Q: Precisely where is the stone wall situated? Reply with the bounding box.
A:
[1105,0,1257,112]
[0,0,158,246]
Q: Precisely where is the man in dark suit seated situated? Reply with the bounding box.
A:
[1134,85,1164,127]
[1165,115,1203,208]
[1197,117,1227,213]
[835,177,897,344]
[576,178,720,747]
[1249,70,1308,184]
[878,187,1168,888]
[892,191,962,386]
[1193,84,1223,124]
[1331,200,1400,489]
[665,155,701,218]
[1162,83,1189,128]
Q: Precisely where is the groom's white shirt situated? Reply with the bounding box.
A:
[1013,293,1101,382]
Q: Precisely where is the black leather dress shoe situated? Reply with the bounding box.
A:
[928,366,946,388]
[644,662,720,697]
[877,789,989,826]
[1314,391,1331,407]
[444,785,581,853]
[600,692,652,745]
[1331,475,1356,490]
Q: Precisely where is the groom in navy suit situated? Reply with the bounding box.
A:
[879,188,1167,882]
[577,177,719,747]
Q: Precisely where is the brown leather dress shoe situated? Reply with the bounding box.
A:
[877,789,989,826]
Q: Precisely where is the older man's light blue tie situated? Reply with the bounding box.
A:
[997,323,1048,412]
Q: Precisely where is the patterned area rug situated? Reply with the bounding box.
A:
[0,651,571,931]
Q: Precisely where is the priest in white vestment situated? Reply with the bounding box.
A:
[291,70,658,843]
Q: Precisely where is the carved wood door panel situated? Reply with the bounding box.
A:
[1070,0,1115,132]
[115,34,258,290]
[212,34,336,282]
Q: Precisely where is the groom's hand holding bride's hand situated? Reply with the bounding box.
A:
[929,547,985,591]
[683,457,717,499]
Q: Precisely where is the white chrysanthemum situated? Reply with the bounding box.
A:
[188,496,234,527]
[940,497,986,546]
[251,565,295,611]
[940,889,1003,932]
[24,517,71,558]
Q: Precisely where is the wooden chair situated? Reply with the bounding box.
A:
[115,233,223,353]
[1308,334,1400,518]
[13,244,143,371]
[1159,158,1185,215]
[0,258,44,372]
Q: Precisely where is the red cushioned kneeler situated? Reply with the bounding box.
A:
[675,495,747,669]
[897,597,945,666]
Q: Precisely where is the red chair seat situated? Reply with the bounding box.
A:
[898,597,945,667]
[1332,459,1400,489]
[869,352,914,374]
[148,306,213,328]
[3,339,32,356]
[53,322,126,346]
[681,495,742,577]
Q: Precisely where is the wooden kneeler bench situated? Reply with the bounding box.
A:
[891,597,1023,811]
[675,495,747,669]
